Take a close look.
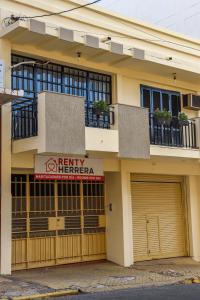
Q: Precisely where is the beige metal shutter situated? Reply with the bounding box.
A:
[131,174,187,262]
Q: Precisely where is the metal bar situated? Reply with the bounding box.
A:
[149,114,198,149]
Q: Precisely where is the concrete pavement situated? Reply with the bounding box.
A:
[13,257,200,293]
[1,258,200,298]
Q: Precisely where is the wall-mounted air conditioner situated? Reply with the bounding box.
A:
[182,94,200,110]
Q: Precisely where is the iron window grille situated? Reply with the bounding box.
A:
[11,55,113,139]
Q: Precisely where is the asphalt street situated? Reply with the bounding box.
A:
[60,284,200,299]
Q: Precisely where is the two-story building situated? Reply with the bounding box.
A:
[1,0,200,275]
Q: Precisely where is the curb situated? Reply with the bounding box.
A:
[184,279,193,284]
[184,278,200,284]
[11,289,79,300]
[192,279,200,284]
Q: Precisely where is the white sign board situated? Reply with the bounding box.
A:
[35,155,104,181]
[0,60,4,88]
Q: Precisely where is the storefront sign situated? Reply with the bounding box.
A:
[34,155,104,181]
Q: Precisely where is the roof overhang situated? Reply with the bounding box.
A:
[1,19,200,81]
[0,19,145,64]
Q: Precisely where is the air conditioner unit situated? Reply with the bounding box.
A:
[182,94,200,110]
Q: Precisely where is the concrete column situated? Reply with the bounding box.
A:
[1,104,12,274]
[187,175,200,262]
[105,172,124,265]
[0,38,12,275]
[120,168,133,266]
[105,165,133,267]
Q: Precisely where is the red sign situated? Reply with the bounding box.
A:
[34,174,104,181]
[35,155,104,181]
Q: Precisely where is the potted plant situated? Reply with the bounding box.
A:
[92,100,109,116]
[178,112,189,126]
[154,109,172,126]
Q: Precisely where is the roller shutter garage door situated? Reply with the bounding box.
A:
[131,174,187,262]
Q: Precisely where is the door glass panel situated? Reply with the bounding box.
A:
[153,91,161,111]
[162,93,169,111]
[142,89,151,110]
[171,95,181,116]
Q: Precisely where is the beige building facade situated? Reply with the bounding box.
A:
[1,0,200,274]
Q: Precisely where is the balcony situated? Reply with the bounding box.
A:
[12,94,199,159]
[12,92,119,156]
[12,95,150,160]
[12,102,114,140]
[149,113,198,149]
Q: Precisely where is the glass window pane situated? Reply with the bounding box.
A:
[142,89,150,109]
[153,91,161,111]
[162,93,169,111]
[171,95,181,116]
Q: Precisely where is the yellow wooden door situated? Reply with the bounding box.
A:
[11,175,106,270]
[131,174,187,262]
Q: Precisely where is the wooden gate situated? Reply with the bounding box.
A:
[12,174,106,270]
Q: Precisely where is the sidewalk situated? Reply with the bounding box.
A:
[1,258,200,298]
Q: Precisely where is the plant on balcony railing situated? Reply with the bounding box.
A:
[178,112,189,126]
[149,113,197,149]
[92,100,109,116]
[154,109,172,126]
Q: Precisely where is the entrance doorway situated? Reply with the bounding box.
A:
[12,174,106,270]
[131,174,187,262]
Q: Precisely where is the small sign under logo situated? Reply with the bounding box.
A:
[35,155,104,181]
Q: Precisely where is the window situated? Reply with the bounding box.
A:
[141,86,181,116]
[11,55,112,137]
[12,55,112,107]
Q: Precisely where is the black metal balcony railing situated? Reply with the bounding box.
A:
[12,103,38,140]
[12,103,115,140]
[85,107,114,129]
[149,114,197,149]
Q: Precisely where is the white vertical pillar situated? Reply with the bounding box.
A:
[120,166,133,266]
[0,39,12,275]
[1,103,12,274]
[105,162,133,267]
[105,172,124,265]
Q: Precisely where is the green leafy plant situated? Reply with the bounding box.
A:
[178,112,188,122]
[92,100,109,115]
[154,108,172,125]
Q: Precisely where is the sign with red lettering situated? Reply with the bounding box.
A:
[34,155,104,181]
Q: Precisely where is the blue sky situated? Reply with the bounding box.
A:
[99,0,200,39]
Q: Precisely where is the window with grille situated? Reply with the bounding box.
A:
[11,54,113,139]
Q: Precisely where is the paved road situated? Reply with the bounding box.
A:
[62,284,200,299]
